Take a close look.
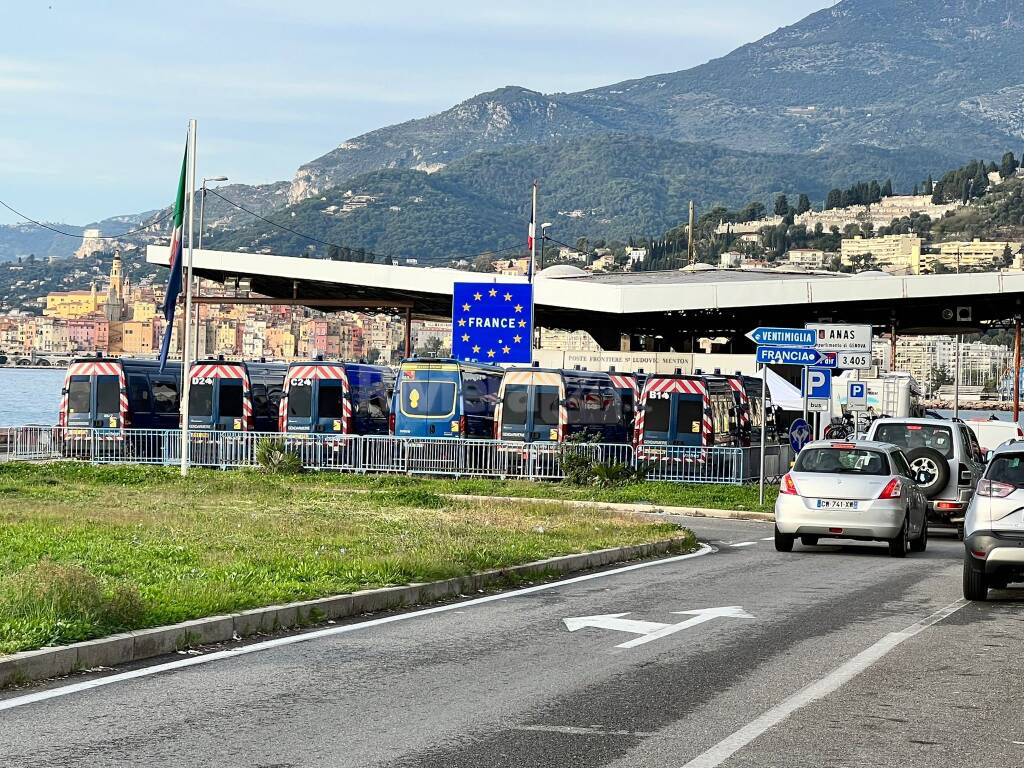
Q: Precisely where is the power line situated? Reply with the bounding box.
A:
[205,188,524,264]
[0,198,172,239]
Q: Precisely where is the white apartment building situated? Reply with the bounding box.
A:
[785,248,832,269]
[841,235,922,271]
[933,239,1022,271]
[874,335,1012,393]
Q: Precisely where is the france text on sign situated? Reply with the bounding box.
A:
[805,323,873,353]
[755,346,836,367]
[452,282,533,364]
[745,327,816,347]
[563,606,754,649]
[837,351,872,371]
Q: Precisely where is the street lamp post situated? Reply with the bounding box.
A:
[194,176,228,356]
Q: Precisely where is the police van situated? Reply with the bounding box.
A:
[496,367,628,444]
[279,360,392,435]
[186,358,287,433]
[391,358,503,439]
[634,370,740,457]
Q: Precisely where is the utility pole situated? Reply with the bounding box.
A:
[530,181,538,351]
[180,119,198,478]
[1015,312,1022,424]
[687,200,696,265]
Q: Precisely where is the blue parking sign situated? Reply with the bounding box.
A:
[452,282,533,364]
[803,367,832,399]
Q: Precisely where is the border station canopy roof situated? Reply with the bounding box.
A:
[147,246,1024,350]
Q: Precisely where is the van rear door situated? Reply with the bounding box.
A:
[63,362,123,429]
[188,367,246,431]
[396,365,460,437]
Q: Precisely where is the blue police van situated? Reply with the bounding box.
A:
[391,358,503,439]
[279,360,392,435]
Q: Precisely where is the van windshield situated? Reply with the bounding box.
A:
[400,381,456,417]
[67,376,91,416]
[96,376,120,414]
[317,381,345,419]
[534,387,560,428]
[676,400,703,435]
[873,423,954,460]
[220,382,244,418]
[288,383,312,419]
[501,385,529,425]
[645,398,671,432]
[189,383,214,418]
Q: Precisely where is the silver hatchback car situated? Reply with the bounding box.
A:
[775,439,929,557]
[963,441,1024,600]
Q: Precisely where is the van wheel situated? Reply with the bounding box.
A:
[910,517,928,553]
[888,517,909,558]
[963,558,988,601]
[774,526,795,552]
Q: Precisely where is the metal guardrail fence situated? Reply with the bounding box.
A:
[0,426,793,485]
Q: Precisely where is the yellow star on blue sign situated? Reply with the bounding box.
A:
[452,282,533,364]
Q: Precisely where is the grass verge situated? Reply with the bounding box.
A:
[0,463,692,655]
[290,472,777,513]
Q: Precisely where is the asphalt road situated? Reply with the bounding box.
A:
[3,515,1022,767]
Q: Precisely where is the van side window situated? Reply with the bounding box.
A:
[128,376,151,412]
[151,379,179,414]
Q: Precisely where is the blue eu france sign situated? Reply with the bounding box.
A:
[452,282,533,364]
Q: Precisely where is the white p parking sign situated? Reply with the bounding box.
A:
[848,381,867,410]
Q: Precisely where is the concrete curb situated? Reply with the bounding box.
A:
[449,493,775,523]
[0,536,693,690]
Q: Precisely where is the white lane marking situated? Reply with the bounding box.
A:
[678,598,969,768]
[562,606,754,649]
[760,537,775,542]
[0,544,715,712]
[616,607,755,650]
[729,542,757,548]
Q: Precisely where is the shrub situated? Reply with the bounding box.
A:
[255,438,304,475]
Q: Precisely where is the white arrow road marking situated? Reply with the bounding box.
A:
[563,606,755,649]
[562,614,669,635]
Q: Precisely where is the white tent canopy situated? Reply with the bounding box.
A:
[751,368,803,411]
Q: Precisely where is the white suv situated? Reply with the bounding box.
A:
[963,441,1024,601]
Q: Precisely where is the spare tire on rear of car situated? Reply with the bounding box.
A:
[905,447,950,499]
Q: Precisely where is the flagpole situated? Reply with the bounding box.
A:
[180,119,197,477]
[529,180,538,354]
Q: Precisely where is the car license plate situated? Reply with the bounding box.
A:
[815,499,858,510]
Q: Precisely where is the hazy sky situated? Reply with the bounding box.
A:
[0,0,833,226]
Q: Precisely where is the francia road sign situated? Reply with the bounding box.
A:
[755,346,837,367]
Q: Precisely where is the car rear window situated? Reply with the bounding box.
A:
[794,447,891,475]
[986,454,1024,487]
[872,423,954,460]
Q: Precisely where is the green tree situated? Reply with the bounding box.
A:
[882,179,893,197]
[924,175,934,195]
[774,194,789,217]
[796,194,811,214]
[927,365,952,396]
[1001,152,1019,179]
